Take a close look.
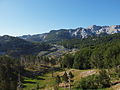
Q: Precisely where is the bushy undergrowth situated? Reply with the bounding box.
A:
[76,70,111,89]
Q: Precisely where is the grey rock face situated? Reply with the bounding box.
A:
[19,25,120,42]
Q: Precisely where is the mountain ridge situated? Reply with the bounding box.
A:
[19,25,120,42]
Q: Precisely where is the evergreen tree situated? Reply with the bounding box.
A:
[61,54,74,68]
[76,70,111,89]
[0,56,19,90]
[62,72,68,83]
[98,70,111,87]
[55,75,62,85]
[90,48,105,68]
[73,48,92,69]
[68,71,74,78]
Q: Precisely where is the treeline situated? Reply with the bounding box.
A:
[20,55,58,68]
[0,55,59,90]
[61,39,120,69]
[58,33,120,49]
[0,56,19,90]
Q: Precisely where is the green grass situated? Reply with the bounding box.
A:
[22,69,97,90]
[58,88,109,90]
[23,73,56,90]
[22,69,115,90]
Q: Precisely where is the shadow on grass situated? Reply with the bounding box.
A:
[36,77,45,80]
[22,85,27,88]
[23,81,36,84]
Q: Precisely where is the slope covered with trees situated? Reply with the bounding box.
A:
[58,33,120,49]
[61,39,120,69]
[60,36,120,89]
[0,35,51,57]
[0,33,120,89]
[0,56,19,90]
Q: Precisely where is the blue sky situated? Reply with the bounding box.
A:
[0,0,120,36]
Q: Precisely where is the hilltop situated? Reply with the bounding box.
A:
[0,35,51,57]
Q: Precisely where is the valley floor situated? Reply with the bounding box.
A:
[22,67,120,90]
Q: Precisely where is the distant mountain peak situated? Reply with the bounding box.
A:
[19,25,120,42]
[110,25,120,29]
[87,25,98,28]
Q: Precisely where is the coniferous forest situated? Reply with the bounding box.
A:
[0,33,120,90]
[1,0,120,89]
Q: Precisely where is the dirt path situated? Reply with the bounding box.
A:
[110,83,120,90]
[80,70,97,78]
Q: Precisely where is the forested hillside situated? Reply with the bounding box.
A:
[1,0,120,89]
[60,35,120,89]
[61,39,120,69]
[0,33,120,90]
[58,33,120,49]
[0,35,51,57]
[0,56,19,90]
